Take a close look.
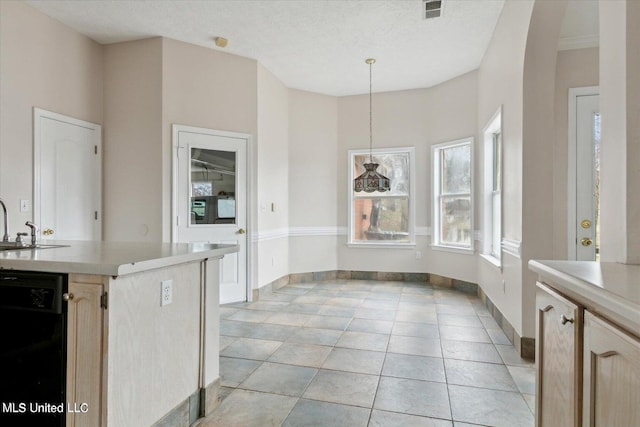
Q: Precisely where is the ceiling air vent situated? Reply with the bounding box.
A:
[423,0,442,19]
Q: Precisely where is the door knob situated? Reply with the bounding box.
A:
[581,219,592,229]
[238,228,246,234]
[43,228,55,236]
[581,237,593,247]
[63,293,74,301]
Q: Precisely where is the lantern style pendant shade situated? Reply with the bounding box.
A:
[354,58,391,193]
[354,163,390,192]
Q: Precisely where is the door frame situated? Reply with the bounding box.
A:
[33,108,102,240]
[567,86,599,260]
[171,124,253,302]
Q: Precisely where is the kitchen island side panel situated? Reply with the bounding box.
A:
[106,262,201,427]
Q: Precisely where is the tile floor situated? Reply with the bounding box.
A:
[195,280,535,427]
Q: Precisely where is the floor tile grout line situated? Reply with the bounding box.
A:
[215,279,535,426]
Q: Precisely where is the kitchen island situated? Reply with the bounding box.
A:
[529,260,640,427]
[0,241,238,427]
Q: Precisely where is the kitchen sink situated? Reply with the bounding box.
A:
[0,243,69,251]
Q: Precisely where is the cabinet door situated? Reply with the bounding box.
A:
[66,281,104,427]
[583,312,640,426]
[536,282,583,427]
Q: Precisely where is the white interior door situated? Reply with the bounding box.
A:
[34,109,102,241]
[569,89,599,260]
[173,125,248,304]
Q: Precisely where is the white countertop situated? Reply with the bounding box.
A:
[0,240,238,276]
[529,260,640,336]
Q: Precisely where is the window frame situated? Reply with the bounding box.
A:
[431,137,474,254]
[347,146,416,248]
[482,106,503,267]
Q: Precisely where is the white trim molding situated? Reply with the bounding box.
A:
[253,226,347,242]
[289,226,347,237]
[252,228,289,243]
[501,238,522,258]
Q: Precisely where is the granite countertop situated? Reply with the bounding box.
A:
[529,260,640,336]
[0,240,238,276]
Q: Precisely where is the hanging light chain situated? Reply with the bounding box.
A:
[369,59,373,163]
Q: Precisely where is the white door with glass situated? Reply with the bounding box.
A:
[34,109,102,241]
[569,88,599,260]
[173,125,248,303]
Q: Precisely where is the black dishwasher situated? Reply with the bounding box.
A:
[0,270,68,427]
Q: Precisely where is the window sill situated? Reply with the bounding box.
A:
[430,244,474,255]
[480,253,502,269]
[346,242,416,249]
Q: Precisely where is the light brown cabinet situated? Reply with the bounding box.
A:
[583,312,640,426]
[536,282,582,427]
[536,281,640,427]
[66,275,106,427]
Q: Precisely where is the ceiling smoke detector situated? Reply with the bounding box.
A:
[423,0,442,19]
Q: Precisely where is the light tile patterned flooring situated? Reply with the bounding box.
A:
[195,280,535,427]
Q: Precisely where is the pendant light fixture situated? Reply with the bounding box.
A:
[353,58,391,193]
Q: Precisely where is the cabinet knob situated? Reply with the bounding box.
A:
[561,314,574,325]
[63,293,74,301]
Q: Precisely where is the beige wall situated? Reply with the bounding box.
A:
[162,38,258,243]
[0,1,103,230]
[553,48,599,259]
[522,0,568,338]
[103,38,163,242]
[255,64,290,287]
[288,89,339,273]
[599,0,640,264]
[337,71,478,282]
[476,0,533,337]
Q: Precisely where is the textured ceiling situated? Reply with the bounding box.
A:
[23,0,600,96]
[27,0,506,96]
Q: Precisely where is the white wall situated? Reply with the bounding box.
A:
[107,262,201,427]
[288,89,339,274]
[255,64,290,288]
[522,0,568,339]
[599,0,640,264]
[103,38,163,242]
[552,48,599,259]
[337,71,478,282]
[476,0,533,337]
[0,1,103,232]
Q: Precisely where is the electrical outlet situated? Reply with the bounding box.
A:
[271,256,275,266]
[502,280,506,293]
[161,280,173,306]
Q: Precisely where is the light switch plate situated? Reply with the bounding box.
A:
[20,199,29,213]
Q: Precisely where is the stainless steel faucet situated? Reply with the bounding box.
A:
[25,221,38,246]
[0,198,9,242]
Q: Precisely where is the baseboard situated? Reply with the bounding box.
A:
[478,287,535,360]
[152,388,202,427]
[253,269,534,359]
[199,378,221,419]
